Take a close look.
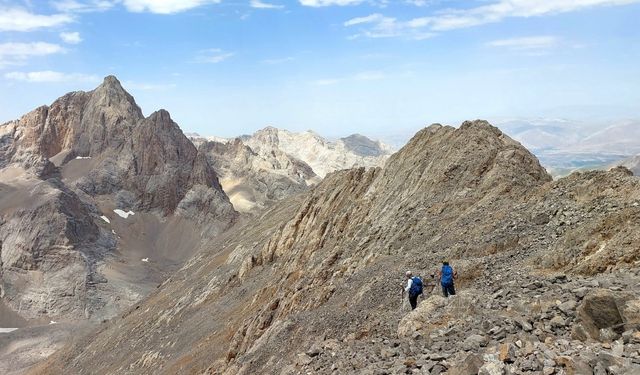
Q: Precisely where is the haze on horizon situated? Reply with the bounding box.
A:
[0,0,639,141]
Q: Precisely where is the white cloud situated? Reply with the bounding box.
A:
[194,48,235,63]
[0,42,65,67]
[121,0,221,14]
[345,0,640,38]
[250,0,284,9]
[300,0,364,6]
[345,14,435,39]
[487,36,559,50]
[344,13,385,26]
[60,31,83,44]
[51,0,116,13]
[0,7,73,32]
[4,71,99,83]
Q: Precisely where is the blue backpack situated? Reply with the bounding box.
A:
[409,277,423,296]
[441,265,454,286]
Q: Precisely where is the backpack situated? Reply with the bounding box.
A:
[441,265,454,286]
[409,277,423,296]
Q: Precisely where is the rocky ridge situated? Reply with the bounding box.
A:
[34,121,640,374]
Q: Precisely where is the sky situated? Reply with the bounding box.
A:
[0,0,639,141]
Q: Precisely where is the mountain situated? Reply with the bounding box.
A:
[241,126,392,178]
[494,118,639,176]
[35,121,640,374]
[188,127,391,212]
[0,76,238,372]
[197,138,318,212]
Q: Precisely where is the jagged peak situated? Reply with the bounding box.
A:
[148,109,172,121]
[460,119,503,136]
[102,75,122,86]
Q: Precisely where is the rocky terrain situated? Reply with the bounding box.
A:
[32,121,640,374]
[188,127,392,212]
[0,77,238,372]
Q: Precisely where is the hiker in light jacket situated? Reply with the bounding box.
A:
[437,261,457,297]
[404,271,423,310]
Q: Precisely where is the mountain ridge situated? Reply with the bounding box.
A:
[32,120,640,374]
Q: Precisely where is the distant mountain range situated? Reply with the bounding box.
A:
[188,128,393,212]
[493,118,640,176]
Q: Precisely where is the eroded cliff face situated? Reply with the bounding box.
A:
[0,76,237,324]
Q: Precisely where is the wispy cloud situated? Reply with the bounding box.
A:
[345,13,435,39]
[121,0,221,14]
[486,36,559,52]
[4,71,99,83]
[345,0,640,39]
[0,42,65,67]
[262,56,294,64]
[0,7,73,32]
[250,0,284,9]
[60,31,83,44]
[194,48,235,63]
[51,0,116,13]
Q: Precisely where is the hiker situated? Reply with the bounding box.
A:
[404,271,423,310]
[438,261,457,297]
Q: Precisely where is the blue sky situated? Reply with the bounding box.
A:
[0,0,639,141]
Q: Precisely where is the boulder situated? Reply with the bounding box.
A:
[574,289,630,341]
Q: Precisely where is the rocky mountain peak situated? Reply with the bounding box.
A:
[148,109,171,122]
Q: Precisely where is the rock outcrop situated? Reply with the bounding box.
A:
[34,120,640,374]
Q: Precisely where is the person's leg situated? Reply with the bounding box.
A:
[442,284,449,298]
[448,284,456,296]
[409,294,418,310]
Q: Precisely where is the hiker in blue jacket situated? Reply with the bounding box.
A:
[404,271,423,310]
[438,261,457,297]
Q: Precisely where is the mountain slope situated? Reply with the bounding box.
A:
[34,120,640,374]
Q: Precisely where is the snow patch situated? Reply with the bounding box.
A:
[141,258,149,262]
[0,328,18,333]
[113,209,135,219]
[49,320,57,325]
[100,215,110,224]
[111,229,116,235]
[75,156,91,160]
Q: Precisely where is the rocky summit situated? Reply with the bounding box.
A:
[30,120,640,374]
[0,77,237,373]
